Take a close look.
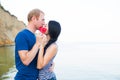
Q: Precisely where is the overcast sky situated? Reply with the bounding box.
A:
[1,0,120,43]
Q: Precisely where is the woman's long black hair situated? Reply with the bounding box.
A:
[43,20,61,55]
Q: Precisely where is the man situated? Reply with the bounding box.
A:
[14,9,45,80]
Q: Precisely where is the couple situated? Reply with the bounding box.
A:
[14,9,61,80]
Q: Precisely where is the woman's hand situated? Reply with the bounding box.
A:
[40,34,47,48]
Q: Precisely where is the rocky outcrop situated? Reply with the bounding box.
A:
[0,4,26,46]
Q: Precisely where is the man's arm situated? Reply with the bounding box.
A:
[18,43,39,66]
[19,34,43,66]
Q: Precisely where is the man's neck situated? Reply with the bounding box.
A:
[27,23,36,33]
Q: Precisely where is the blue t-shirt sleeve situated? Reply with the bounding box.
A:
[15,32,29,51]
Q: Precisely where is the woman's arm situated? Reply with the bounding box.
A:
[37,44,57,69]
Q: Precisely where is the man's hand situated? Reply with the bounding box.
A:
[49,62,55,72]
[36,31,44,47]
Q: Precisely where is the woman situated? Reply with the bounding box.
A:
[37,20,61,80]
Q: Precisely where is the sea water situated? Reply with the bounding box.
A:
[1,42,120,80]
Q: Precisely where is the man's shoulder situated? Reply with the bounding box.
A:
[15,29,27,39]
[17,29,28,36]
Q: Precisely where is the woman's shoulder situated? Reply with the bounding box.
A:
[51,43,58,47]
[48,43,58,50]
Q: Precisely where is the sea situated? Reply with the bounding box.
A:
[0,42,120,80]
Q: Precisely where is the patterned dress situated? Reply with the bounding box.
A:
[38,57,56,80]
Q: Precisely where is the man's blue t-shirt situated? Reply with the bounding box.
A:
[14,29,39,80]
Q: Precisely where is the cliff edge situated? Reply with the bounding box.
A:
[0,4,26,46]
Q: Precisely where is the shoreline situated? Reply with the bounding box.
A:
[0,43,15,47]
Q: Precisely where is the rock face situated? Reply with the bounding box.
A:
[0,4,26,46]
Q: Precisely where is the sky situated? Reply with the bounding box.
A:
[1,0,120,43]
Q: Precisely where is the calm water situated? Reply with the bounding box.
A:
[0,42,120,80]
[0,46,16,80]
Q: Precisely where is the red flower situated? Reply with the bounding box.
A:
[39,27,47,34]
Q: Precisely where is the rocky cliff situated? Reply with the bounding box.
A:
[0,4,26,46]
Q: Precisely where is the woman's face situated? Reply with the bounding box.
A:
[44,24,49,35]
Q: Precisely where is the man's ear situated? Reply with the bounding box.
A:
[31,16,36,21]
